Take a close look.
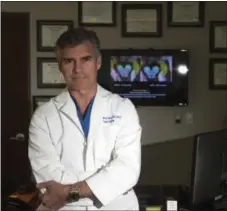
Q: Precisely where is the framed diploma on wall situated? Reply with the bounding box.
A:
[78,2,116,26]
[167,2,205,27]
[121,4,162,37]
[37,20,74,52]
[209,58,227,90]
[210,21,227,53]
[37,57,66,88]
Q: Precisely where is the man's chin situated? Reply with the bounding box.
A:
[68,84,89,91]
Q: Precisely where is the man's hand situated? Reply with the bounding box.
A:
[76,181,102,207]
[37,180,69,210]
[74,181,93,199]
[36,180,95,210]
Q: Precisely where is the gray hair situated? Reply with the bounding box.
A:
[55,27,101,58]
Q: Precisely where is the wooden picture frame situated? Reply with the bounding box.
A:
[209,21,227,53]
[209,58,227,90]
[121,4,162,37]
[33,95,54,111]
[78,2,116,26]
[37,57,66,89]
[37,20,74,52]
[167,2,205,27]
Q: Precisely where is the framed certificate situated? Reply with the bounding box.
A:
[37,58,66,88]
[33,95,54,111]
[78,2,116,26]
[209,58,227,90]
[121,4,162,37]
[210,21,227,53]
[37,20,74,52]
[167,2,205,27]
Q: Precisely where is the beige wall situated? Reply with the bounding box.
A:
[2,1,227,145]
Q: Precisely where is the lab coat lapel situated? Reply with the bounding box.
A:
[87,85,109,142]
[54,90,84,135]
[53,85,110,141]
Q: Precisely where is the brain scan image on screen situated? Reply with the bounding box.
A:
[110,56,141,82]
[110,55,173,83]
[117,64,132,78]
[140,56,173,82]
[143,65,159,79]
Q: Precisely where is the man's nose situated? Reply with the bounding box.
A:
[72,62,82,73]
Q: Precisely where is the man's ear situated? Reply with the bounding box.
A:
[97,56,102,71]
[56,56,62,73]
[58,62,62,72]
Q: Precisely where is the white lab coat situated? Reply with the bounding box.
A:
[28,85,142,210]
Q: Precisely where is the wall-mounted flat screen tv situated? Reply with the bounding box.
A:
[98,49,189,106]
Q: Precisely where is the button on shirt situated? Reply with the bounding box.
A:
[71,95,94,139]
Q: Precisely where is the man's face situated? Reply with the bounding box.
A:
[57,41,101,91]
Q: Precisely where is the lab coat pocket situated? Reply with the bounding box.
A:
[94,124,120,166]
[49,129,64,159]
[47,113,64,159]
[54,140,63,159]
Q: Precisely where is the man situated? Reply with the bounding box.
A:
[28,27,142,210]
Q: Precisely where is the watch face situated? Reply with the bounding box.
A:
[70,191,79,202]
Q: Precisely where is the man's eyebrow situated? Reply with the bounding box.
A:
[81,55,92,59]
[61,55,92,60]
[62,57,73,60]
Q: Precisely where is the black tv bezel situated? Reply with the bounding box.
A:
[98,48,189,107]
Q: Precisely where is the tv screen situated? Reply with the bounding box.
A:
[98,49,189,106]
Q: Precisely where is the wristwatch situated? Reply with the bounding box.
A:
[67,185,80,203]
